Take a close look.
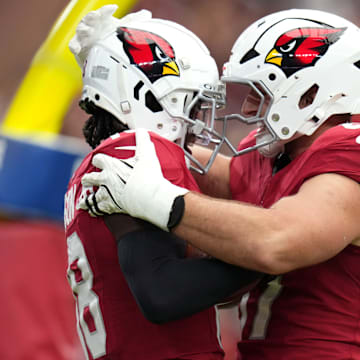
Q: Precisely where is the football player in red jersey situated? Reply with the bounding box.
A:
[80,9,360,360]
[65,5,262,360]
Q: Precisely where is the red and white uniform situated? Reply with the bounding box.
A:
[64,131,223,360]
[230,123,360,360]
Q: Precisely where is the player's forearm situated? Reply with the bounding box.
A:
[176,173,360,274]
[135,257,263,324]
[117,229,263,323]
[173,192,290,274]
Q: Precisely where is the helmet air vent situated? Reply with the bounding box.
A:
[134,81,144,100]
[145,91,163,113]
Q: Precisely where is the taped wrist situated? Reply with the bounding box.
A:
[167,195,185,231]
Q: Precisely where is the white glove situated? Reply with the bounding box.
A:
[79,129,189,231]
[69,6,152,68]
[69,4,120,68]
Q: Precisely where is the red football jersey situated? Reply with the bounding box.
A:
[64,131,223,360]
[230,123,360,359]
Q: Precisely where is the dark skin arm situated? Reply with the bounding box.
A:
[105,213,263,324]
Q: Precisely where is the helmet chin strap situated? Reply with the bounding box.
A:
[257,138,285,158]
[254,126,283,158]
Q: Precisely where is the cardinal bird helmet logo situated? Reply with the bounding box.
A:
[265,27,346,77]
[116,27,180,83]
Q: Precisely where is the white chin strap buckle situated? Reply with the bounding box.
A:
[190,119,205,135]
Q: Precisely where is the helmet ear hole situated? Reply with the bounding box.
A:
[299,84,319,109]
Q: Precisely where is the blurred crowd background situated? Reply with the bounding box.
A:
[1,0,360,359]
[2,0,360,138]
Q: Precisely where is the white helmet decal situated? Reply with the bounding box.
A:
[264,26,346,77]
[117,27,180,83]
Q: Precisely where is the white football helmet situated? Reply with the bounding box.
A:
[73,6,225,173]
[221,8,360,157]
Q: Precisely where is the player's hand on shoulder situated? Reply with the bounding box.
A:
[76,184,123,216]
[79,128,189,231]
[78,152,136,216]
